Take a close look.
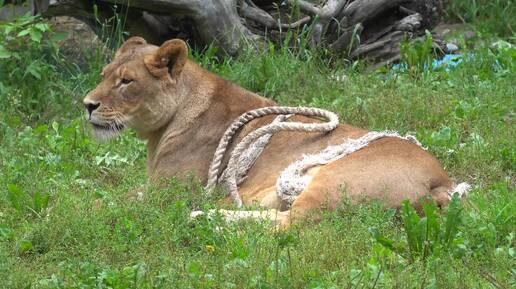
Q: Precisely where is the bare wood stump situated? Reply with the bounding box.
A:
[27,0,445,65]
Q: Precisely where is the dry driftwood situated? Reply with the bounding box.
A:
[27,0,445,65]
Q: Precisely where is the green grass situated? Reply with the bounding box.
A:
[1,15,515,289]
[445,0,515,37]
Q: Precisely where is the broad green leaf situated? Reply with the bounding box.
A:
[34,23,50,32]
[443,194,463,246]
[422,200,441,243]
[17,29,30,37]
[33,192,50,214]
[369,228,396,251]
[34,124,49,134]
[29,29,43,42]
[416,217,428,256]
[401,200,422,259]
[19,240,33,253]
[7,184,23,211]
[4,24,15,35]
[25,62,42,79]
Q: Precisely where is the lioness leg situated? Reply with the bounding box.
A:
[283,140,454,226]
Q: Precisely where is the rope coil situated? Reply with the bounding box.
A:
[206,106,339,207]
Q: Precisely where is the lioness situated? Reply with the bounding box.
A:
[84,37,460,226]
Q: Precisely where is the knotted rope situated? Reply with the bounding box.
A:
[206,106,339,207]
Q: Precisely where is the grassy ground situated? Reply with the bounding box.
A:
[1,12,515,289]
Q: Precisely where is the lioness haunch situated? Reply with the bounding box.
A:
[84,37,467,227]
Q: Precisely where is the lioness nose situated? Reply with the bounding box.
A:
[84,101,100,116]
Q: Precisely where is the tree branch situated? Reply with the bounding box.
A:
[240,2,310,30]
[343,0,409,25]
[286,0,348,20]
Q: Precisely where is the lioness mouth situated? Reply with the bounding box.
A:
[91,122,125,131]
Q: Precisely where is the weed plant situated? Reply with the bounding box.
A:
[0,12,515,289]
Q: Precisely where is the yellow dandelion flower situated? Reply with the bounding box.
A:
[205,245,215,253]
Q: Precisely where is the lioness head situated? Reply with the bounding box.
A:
[83,37,189,140]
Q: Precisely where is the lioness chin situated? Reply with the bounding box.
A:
[84,37,463,227]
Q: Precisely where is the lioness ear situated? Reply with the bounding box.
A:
[144,39,188,79]
[115,36,147,59]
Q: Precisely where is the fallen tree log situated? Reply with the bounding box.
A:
[27,0,446,65]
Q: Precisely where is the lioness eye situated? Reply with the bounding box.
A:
[121,78,133,85]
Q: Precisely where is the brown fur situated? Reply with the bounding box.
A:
[84,38,455,226]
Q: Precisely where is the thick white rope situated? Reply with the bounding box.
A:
[205,106,339,207]
[276,131,423,206]
[218,114,292,187]
[206,106,470,208]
